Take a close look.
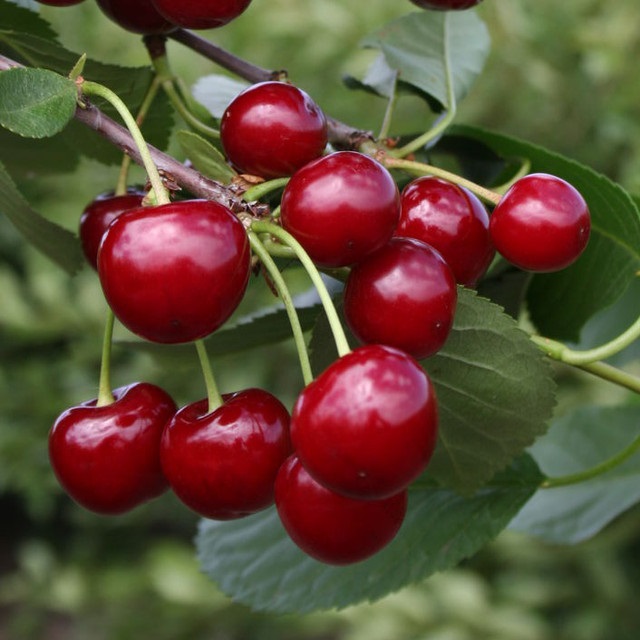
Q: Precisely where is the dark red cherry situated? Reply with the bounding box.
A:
[410,0,484,9]
[489,173,591,272]
[344,237,457,359]
[79,189,145,270]
[275,456,408,565]
[97,199,251,344]
[95,0,176,34]
[396,176,494,287]
[280,151,400,267]
[48,383,177,515]
[291,344,438,500]
[151,0,252,29]
[160,389,292,520]
[220,81,328,179]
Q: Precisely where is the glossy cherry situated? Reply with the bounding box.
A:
[151,0,252,30]
[95,0,176,34]
[396,176,494,287]
[160,389,292,520]
[344,237,457,359]
[97,199,251,344]
[489,173,591,272]
[49,383,177,515]
[280,151,400,267]
[79,188,145,270]
[291,344,438,500]
[220,81,328,179]
[410,0,484,10]
[275,456,408,565]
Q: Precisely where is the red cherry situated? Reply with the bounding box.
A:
[291,344,438,500]
[79,189,145,270]
[160,389,292,520]
[220,81,328,179]
[280,151,400,267]
[97,199,251,344]
[410,0,483,9]
[48,383,177,515]
[396,176,495,287]
[489,173,591,272]
[36,1,85,6]
[151,0,252,29]
[95,0,176,34]
[344,237,457,359]
[275,456,407,565]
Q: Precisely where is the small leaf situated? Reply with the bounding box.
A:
[360,10,490,110]
[0,67,76,138]
[176,130,236,183]
[196,455,542,614]
[509,405,640,544]
[0,161,83,273]
[191,74,250,119]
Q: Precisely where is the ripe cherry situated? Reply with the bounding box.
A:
[95,0,176,34]
[291,344,438,500]
[79,188,145,270]
[49,383,177,515]
[97,199,251,344]
[275,456,408,565]
[280,151,400,267]
[344,237,457,360]
[151,0,252,30]
[489,173,591,272]
[160,389,292,520]
[410,0,484,9]
[396,176,494,287]
[220,81,328,179]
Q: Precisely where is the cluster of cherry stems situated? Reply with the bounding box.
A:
[40,0,593,565]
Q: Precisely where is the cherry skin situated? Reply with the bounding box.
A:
[396,176,494,287]
[36,1,85,6]
[280,151,400,267]
[160,389,292,520]
[79,188,145,270]
[220,81,328,179]
[151,0,252,30]
[97,199,251,344]
[344,237,457,360]
[95,0,176,35]
[48,383,177,515]
[410,0,484,10]
[291,344,438,501]
[275,456,407,565]
[489,173,591,272]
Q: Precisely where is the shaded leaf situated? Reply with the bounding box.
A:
[0,0,58,41]
[191,74,250,119]
[176,130,235,183]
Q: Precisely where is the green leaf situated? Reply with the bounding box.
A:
[196,454,542,614]
[422,288,557,493]
[176,130,235,183]
[449,125,640,342]
[0,0,58,42]
[509,405,640,544]
[191,74,250,119]
[0,67,76,138]
[0,160,83,273]
[360,10,490,110]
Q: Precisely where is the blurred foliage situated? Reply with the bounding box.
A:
[1,0,640,637]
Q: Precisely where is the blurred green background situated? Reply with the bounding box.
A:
[2,0,640,638]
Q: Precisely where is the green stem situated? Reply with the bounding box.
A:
[95,309,116,407]
[248,231,314,385]
[243,178,289,202]
[80,80,170,206]
[162,78,220,138]
[541,433,640,488]
[378,71,398,141]
[194,339,223,414]
[250,220,351,358]
[384,156,501,206]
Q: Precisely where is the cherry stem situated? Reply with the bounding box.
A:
[194,339,223,414]
[79,80,171,206]
[384,156,502,206]
[95,309,116,408]
[250,220,351,358]
[541,432,640,489]
[248,231,314,385]
[243,178,289,203]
